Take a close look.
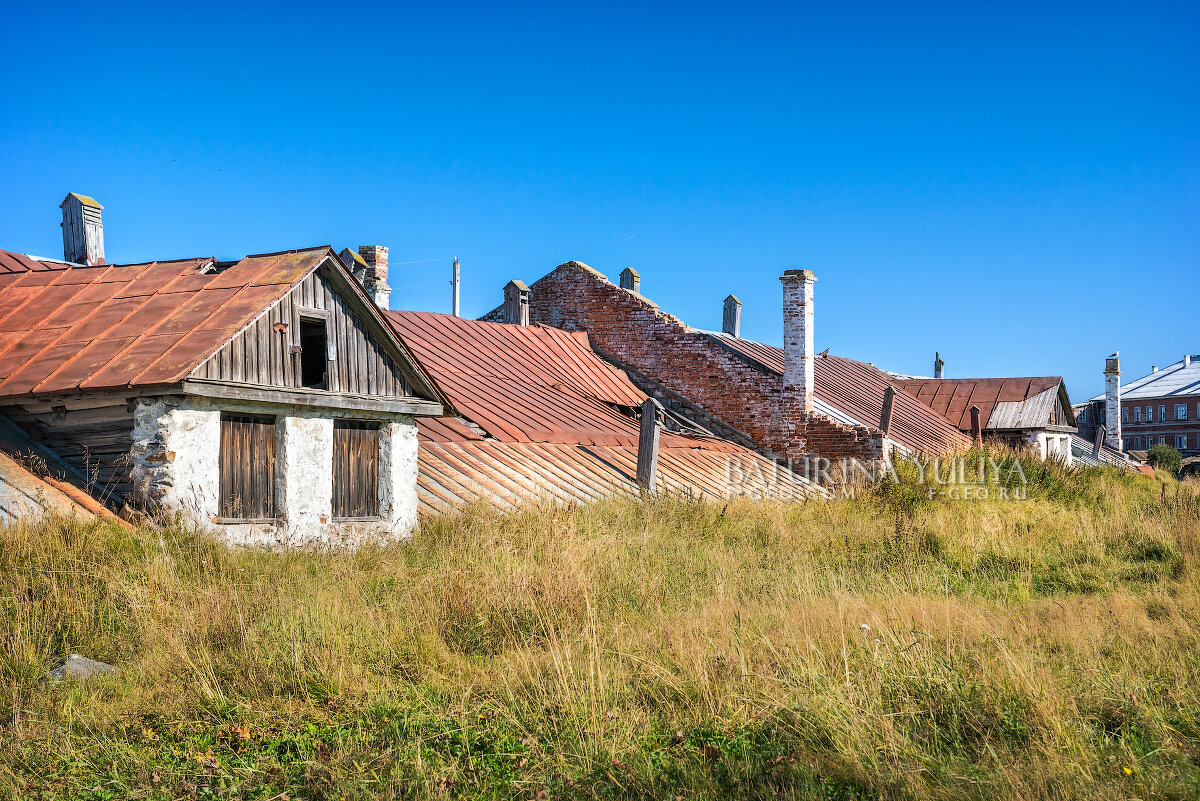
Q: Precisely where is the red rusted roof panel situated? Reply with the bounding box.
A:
[388,311,656,446]
[0,247,331,397]
[893,377,1062,429]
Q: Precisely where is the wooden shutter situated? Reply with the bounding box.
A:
[333,421,380,519]
[219,414,276,520]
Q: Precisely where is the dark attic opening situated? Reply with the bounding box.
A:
[299,317,329,389]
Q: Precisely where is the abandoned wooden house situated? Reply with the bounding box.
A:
[479,261,972,464]
[384,310,826,514]
[0,194,446,546]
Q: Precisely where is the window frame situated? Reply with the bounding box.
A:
[297,307,336,391]
[1176,435,1188,450]
[1176,404,1188,421]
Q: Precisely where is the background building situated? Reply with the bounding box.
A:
[1078,355,1200,456]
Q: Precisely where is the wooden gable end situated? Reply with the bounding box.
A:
[191,267,419,399]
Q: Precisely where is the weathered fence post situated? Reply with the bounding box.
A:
[636,398,661,493]
[970,405,982,447]
[879,386,895,439]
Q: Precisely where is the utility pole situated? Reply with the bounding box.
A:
[451,257,460,317]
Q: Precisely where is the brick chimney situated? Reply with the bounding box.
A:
[722,294,741,337]
[780,270,816,454]
[1104,352,1122,452]
[503,280,530,326]
[619,267,640,293]
[356,245,391,310]
[60,193,105,265]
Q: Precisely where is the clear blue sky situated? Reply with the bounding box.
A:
[2,2,1196,400]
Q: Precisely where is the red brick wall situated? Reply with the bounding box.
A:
[485,262,882,463]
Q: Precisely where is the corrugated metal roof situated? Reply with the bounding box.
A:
[390,311,723,448]
[1088,356,1200,401]
[705,333,971,454]
[418,441,823,516]
[385,312,824,512]
[894,377,1067,431]
[1069,434,1144,471]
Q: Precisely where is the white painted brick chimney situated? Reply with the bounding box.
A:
[1104,352,1122,452]
[780,269,816,415]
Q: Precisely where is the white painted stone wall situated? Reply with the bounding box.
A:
[1019,429,1073,466]
[130,395,420,549]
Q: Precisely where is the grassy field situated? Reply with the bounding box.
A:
[1,455,1198,800]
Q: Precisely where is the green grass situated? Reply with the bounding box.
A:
[1,456,1198,799]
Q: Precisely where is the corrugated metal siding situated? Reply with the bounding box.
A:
[987,387,1058,430]
[417,441,825,516]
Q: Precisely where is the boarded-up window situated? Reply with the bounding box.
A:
[219,413,276,520]
[333,420,380,519]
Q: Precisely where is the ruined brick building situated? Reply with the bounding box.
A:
[481,261,971,464]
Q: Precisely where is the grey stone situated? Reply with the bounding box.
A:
[47,654,118,681]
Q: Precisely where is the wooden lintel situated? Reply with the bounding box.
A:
[182,379,444,417]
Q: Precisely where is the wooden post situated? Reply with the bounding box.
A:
[636,398,661,493]
[1092,424,1106,458]
[879,386,895,438]
[970,405,982,447]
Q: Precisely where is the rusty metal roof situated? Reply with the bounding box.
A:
[893,377,1068,431]
[418,441,823,516]
[0,246,445,402]
[389,311,717,448]
[706,333,972,454]
[385,311,824,512]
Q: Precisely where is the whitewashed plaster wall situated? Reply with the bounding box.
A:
[130,395,419,548]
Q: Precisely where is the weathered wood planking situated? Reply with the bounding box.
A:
[194,271,412,397]
[332,421,379,518]
[3,399,137,501]
[218,413,276,520]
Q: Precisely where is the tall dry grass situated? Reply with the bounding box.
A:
[1,458,1198,799]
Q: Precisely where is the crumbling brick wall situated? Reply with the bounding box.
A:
[482,261,883,463]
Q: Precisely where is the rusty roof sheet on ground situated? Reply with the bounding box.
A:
[705,333,972,454]
[418,441,823,516]
[893,377,1064,431]
[0,247,335,398]
[390,311,743,449]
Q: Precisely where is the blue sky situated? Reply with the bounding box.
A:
[2,1,1196,400]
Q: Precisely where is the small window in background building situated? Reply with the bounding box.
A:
[332,420,380,519]
[300,317,329,389]
[1134,437,1142,449]
[1160,436,1166,445]
[1159,405,1166,421]
[1146,406,1153,422]
[219,413,276,520]
[1134,408,1142,422]
[1122,408,1129,423]
[1177,404,1188,421]
[1177,435,1187,449]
